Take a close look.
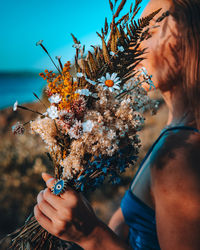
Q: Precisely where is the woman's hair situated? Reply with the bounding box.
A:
[170,0,200,129]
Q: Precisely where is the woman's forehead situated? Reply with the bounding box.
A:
[141,0,172,19]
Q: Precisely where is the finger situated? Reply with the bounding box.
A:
[42,172,55,188]
[61,189,80,208]
[45,186,80,209]
[42,172,53,182]
[42,189,75,222]
[43,188,65,210]
[34,205,54,234]
[42,173,79,206]
[37,190,57,218]
[42,173,56,189]
[42,172,74,195]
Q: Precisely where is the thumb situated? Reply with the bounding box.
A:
[42,172,56,189]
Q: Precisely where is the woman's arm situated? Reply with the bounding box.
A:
[34,173,131,250]
[108,207,129,241]
[150,131,200,250]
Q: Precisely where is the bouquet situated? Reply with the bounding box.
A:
[6,0,168,248]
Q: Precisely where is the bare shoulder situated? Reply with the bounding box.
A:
[150,129,200,249]
[150,128,200,174]
[150,128,200,203]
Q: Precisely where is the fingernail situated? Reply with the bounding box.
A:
[42,172,47,179]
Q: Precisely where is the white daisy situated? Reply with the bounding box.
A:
[98,72,121,92]
[48,94,62,104]
[75,89,92,96]
[13,101,18,111]
[47,106,59,119]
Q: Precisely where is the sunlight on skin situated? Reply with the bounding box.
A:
[35,173,131,249]
[136,0,178,93]
[42,173,55,188]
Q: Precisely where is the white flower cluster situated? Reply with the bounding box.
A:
[47,106,59,119]
[48,94,62,104]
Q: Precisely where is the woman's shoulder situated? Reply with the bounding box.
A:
[150,127,200,170]
[150,128,200,192]
[150,128,200,249]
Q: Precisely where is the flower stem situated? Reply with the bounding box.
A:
[115,80,146,99]
[17,105,43,116]
[33,92,47,110]
[40,44,62,75]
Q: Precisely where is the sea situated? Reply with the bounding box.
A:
[0,73,45,110]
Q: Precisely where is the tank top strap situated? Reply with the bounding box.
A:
[129,125,200,189]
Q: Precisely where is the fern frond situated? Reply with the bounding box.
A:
[87,51,98,74]
[109,0,114,11]
[113,0,127,19]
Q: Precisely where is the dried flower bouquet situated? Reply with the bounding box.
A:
[5,0,168,248]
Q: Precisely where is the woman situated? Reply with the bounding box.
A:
[34,0,200,249]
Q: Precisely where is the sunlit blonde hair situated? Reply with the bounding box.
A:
[171,0,200,129]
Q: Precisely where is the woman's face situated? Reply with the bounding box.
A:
[138,0,180,92]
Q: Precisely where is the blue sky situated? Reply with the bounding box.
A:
[0,0,149,72]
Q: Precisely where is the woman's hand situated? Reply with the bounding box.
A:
[34,173,130,250]
[34,173,100,245]
[34,173,99,242]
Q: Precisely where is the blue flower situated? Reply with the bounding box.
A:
[102,167,107,173]
[77,175,85,182]
[80,184,85,192]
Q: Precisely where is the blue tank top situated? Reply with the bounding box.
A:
[121,126,199,249]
